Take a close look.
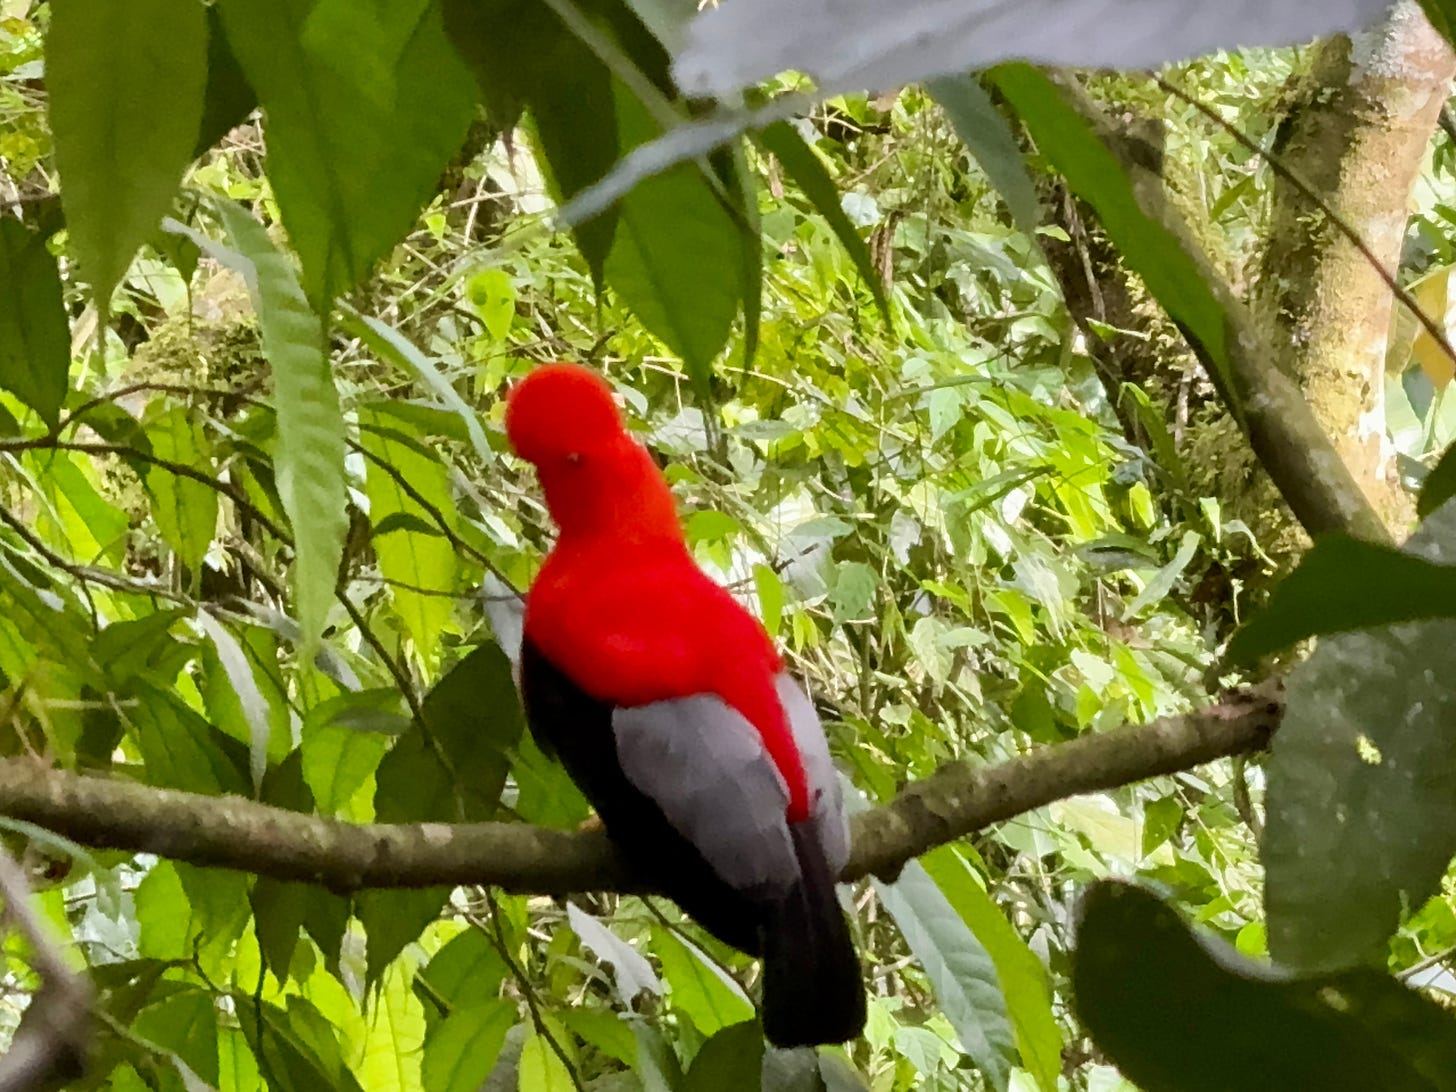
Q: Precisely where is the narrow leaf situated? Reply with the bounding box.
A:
[755,121,890,322]
[927,76,1042,239]
[876,861,1015,1090]
[48,0,207,308]
[176,202,348,651]
[1418,443,1456,519]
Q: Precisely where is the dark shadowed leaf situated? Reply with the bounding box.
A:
[0,219,70,427]
[48,0,207,310]
[1263,500,1456,971]
[927,76,1042,239]
[357,888,453,987]
[1074,881,1456,1091]
[604,84,741,388]
[1419,443,1456,519]
[1227,533,1456,664]
[755,121,890,322]
[236,999,366,1092]
[443,0,619,279]
[216,0,476,306]
[195,6,257,157]
[683,1020,763,1092]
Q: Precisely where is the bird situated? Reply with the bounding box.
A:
[504,362,866,1048]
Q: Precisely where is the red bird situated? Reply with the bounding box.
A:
[505,363,865,1047]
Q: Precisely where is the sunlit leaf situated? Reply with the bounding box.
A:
[48,0,207,309]
[142,406,217,574]
[518,1030,576,1092]
[422,1001,515,1092]
[876,860,1014,1090]
[922,847,1061,1092]
[179,201,348,652]
[653,927,753,1036]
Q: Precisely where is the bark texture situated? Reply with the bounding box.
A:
[1257,2,1456,527]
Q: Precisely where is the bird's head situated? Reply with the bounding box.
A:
[505,363,681,544]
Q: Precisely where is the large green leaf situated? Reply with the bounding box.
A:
[415,928,509,1025]
[236,999,366,1092]
[0,218,71,427]
[754,121,889,322]
[442,0,620,279]
[363,642,525,981]
[421,1001,515,1092]
[875,860,1015,1090]
[202,200,348,651]
[359,408,459,660]
[143,406,218,574]
[195,5,257,157]
[683,1020,763,1092]
[48,0,207,310]
[652,927,753,1036]
[132,986,221,1089]
[1074,881,1456,1091]
[927,76,1042,239]
[129,683,252,797]
[1264,503,1456,971]
[1228,532,1456,664]
[921,847,1061,1092]
[604,83,742,388]
[990,64,1233,401]
[216,0,476,306]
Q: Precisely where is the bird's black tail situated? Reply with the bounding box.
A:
[759,822,866,1048]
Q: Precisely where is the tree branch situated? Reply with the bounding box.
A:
[0,685,1282,894]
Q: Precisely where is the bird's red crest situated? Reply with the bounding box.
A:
[505,362,624,467]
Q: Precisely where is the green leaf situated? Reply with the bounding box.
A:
[875,860,1014,1091]
[1418,442,1456,519]
[48,0,207,310]
[363,642,524,981]
[653,927,753,1036]
[0,219,70,427]
[1121,530,1200,619]
[194,610,272,793]
[518,1031,576,1092]
[683,1020,763,1092]
[603,83,741,389]
[357,963,429,1092]
[421,1001,515,1092]
[129,683,251,796]
[375,641,524,825]
[360,405,459,659]
[132,986,221,1089]
[927,76,1042,239]
[202,200,348,652]
[250,876,313,985]
[921,848,1061,1092]
[301,690,403,814]
[1263,506,1456,971]
[216,0,475,306]
[195,6,256,158]
[1227,534,1456,664]
[1073,881,1456,1091]
[416,928,508,1020]
[465,268,518,342]
[991,64,1235,404]
[143,406,218,574]
[236,999,366,1092]
[755,121,889,323]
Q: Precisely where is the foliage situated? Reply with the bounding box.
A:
[0,2,1454,1090]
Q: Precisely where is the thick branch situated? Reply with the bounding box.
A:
[0,686,1281,894]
